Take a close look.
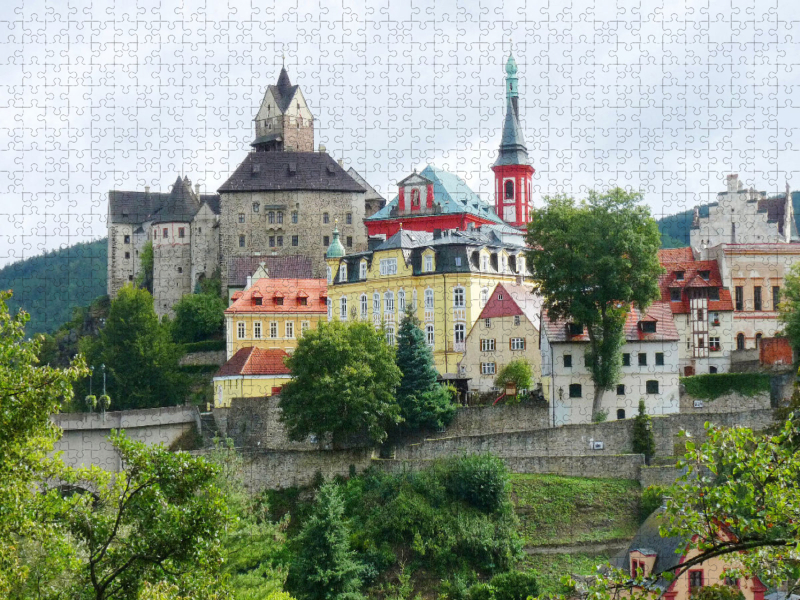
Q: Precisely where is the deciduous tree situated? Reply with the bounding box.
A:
[171,293,226,343]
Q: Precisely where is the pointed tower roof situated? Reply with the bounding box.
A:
[326,224,346,259]
[493,53,529,167]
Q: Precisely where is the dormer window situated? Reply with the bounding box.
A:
[640,321,657,333]
[670,289,681,302]
[709,288,720,301]
[275,297,284,306]
[568,323,583,336]
[339,264,348,282]
[676,271,685,281]
[299,297,308,306]
[360,260,368,279]
[254,297,263,306]
[699,270,710,280]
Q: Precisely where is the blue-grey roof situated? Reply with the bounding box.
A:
[365,165,506,225]
[493,97,530,167]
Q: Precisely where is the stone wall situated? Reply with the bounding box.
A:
[679,391,771,414]
[220,397,317,450]
[639,464,689,488]
[432,403,550,438]
[236,448,372,490]
[179,350,226,366]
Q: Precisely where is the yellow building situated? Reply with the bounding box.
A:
[224,264,328,360]
[212,347,292,407]
[324,225,530,374]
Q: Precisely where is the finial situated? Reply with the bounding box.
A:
[399,222,403,230]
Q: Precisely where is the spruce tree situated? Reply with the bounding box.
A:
[632,399,656,464]
[395,309,457,430]
[287,483,365,600]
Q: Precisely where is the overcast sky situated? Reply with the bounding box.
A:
[2,0,800,266]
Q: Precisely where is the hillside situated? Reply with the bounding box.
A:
[0,239,107,335]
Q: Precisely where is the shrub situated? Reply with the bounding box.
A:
[640,485,666,522]
[443,454,510,513]
[489,570,539,600]
[690,584,745,600]
[181,339,226,353]
[631,400,655,462]
[467,583,495,600]
[680,373,770,400]
[592,409,608,423]
[494,359,533,392]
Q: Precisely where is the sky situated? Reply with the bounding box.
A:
[2,0,800,266]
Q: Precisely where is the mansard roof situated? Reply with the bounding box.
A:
[109,176,220,225]
[226,278,327,314]
[218,151,366,193]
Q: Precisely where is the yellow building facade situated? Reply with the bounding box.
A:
[213,347,292,408]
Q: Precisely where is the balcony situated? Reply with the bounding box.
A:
[453,307,466,321]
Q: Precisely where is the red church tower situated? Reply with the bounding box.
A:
[491,53,534,227]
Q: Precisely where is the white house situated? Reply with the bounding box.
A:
[540,302,681,426]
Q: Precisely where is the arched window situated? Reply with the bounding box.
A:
[480,288,489,308]
[736,333,745,350]
[453,287,465,308]
[373,292,380,314]
[386,327,395,345]
[505,180,514,200]
[398,289,406,314]
[425,324,435,347]
[454,323,466,344]
[339,264,347,282]
[360,294,368,318]
[424,288,434,309]
[755,332,763,349]
[411,188,420,207]
[617,409,626,420]
[384,291,395,313]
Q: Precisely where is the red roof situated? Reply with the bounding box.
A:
[658,247,694,263]
[542,301,679,343]
[214,347,291,377]
[226,278,328,314]
[478,283,543,329]
[657,250,733,314]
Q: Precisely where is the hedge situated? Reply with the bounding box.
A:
[680,373,770,400]
[180,339,226,353]
[178,364,220,375]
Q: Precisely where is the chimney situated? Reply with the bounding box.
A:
[245,275,252,290]
[144,186,150,194]
[337,159,344,168]
[195,183,200,196]
[319,143,326,153]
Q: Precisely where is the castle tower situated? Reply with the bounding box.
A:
[251,66,314,152]
[491,52,534,227]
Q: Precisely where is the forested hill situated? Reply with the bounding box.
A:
[0,239,107,335]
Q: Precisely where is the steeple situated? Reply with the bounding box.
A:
[494,52,529,167]
[252,64,314,152]
[326,223,346,259]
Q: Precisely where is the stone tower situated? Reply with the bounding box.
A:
[251,66,314,152]
[491,52,534,227]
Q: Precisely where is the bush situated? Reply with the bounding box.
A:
[489,570,539,600]
[690,584,745,600]
[680,373,770,400]
[443,454,510,513]
[631,400,655,462]
[467,583,495,600]
[592,409,608,423]
[494,359,533,392]
[640,485,666,522]
[181,339,226,353]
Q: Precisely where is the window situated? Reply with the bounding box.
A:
[398,290,406,313]
[638,353,647,366]
[327,298,332,320]
[711,312,720,325]
[485,318,491,328]
[754,286,762,311]
[453,287,465,308]
[277,211,283,224]
[162,228,168,238]
[504,179,514,199]
[622,353,631,366]
[709,366,718,374]
[563,354,573,368]
[239,235,246,248]
[709,288,719,300]
[268,210,275,223]
[339,264,347,282]
[426,324,435,346]
[380,258,398,275]
[689,570,704,590]
[301,321,309,335]
[358,260,367,279]
[735,286,743,311]
[670,289,681,301]
[646,380,659,394]
[617,384,625,395]
[123,234,130,244]
[326,267,332,284]
[340,296,348,319]
[710,337,720,351]
[124,252,130,259]
[696,308,704,321]
[697,335,704,349]
[756,332,763,348]
[237,322,245,339]
[482,255,489,271]
[425,254,434,273]
[569,383,582,398]
[298,297,307,306]
[617,409,626,420]
[360,294,368,318]
[655,352,664,366]
[323,212,329,224]
[286,322,294,338]
[291,211,298,224]
[253,322,262,339]
[373,293,380,314]
[737,333,745,350]
[270,322,278,338]
[773,285,781,309]
[455,256,462,267]
[676,271,685,281]
[346,236,352,247]
[386,327,395,345]
[724,575,739,588]
[424,289,434,309]
[269,236,275,247]
[255,297,264,306]
[479,288,489,307]
[346,212,352,224]
[481,362,496,375]
[292,235,299,246]
[238,213,245,223]
[128,275,133,281]
[323,235,329,246]
[699,270,710,280]
[518,256,526,274]
[568,323,582,336]
[178,227,185,238]
[641,321,657,333]
[384,291,395,313]
[481,339,495,352]
[253,202,259,213]
[510,337,525,350]
[514,315,521,326]
[454,323,466,344]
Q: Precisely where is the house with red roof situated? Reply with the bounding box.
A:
[458,283,543,393]
[540,302,680,426]
[212,347,292,408]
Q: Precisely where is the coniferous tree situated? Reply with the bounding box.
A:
[631,399,656,464]
[287,483,365,600]
[395,309,457,431]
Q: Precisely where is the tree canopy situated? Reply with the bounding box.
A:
[279,320,402,447]
[171,292,226,343]
[526,188,662,419]
[779,262,800,357]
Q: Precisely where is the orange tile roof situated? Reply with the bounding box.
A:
[542,301,679,343]
[658,247,694,264]
[657,253,734,314]
[226,278,328,314]
[214,347,292,377]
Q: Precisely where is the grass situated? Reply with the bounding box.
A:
[510,474,642,547]
[522,553,611,596]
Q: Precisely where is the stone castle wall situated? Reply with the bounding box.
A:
[678,391,771,414]
[153,223,193,317]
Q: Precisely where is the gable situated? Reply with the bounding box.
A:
[479,284,524,319]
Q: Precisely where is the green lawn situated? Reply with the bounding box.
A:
[522,552,611,596]
[510,474,642,547]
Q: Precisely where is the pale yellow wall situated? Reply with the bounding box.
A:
[662,547,761,600]
[212,375,291,408]
[459,314,541,393]
[225,312,327,359]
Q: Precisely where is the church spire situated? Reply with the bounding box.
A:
[493,52,529,167]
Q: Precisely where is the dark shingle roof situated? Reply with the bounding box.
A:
[218,152,366,194]
[494,97,530,167]
[272,67,299,113]
[109,176,221,225]
[226,255,314,287]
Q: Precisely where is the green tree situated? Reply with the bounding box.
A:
[280,320,402,446]
[494,359,533,393]
[691,584,745,600]
[779,262,800,358]
[286,482,364,600]
[526,189,662,419]
[631,400,656,464]
[171,293,226,343]
[96,285,185,410]
[395,309,457,431]
[136,240,154,293]
[0,291,87,595]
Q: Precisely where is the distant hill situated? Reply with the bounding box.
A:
[0,239,107,335]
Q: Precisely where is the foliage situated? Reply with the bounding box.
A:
[494,359,533,392]
[171,293,226,343]
[280,320,402,446]
[631,400,656,462]
[690,584,745,600]
[639,485,666,522]
[526,189,663,419]
[195,267,224,299]
[181,339,227,353]
[286,482,365,600]
[94,285,186,410]
[136,240,154,293]
[467,583,495,600]
[592,408,609,423]
[0,239,107,335]
[488,570,539,600]
[680,373,770,400]
[656,207,707,247]
[443,454,510,513]
[780,261,800,358]
[395,309,457,431]
[0,291,88,595]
